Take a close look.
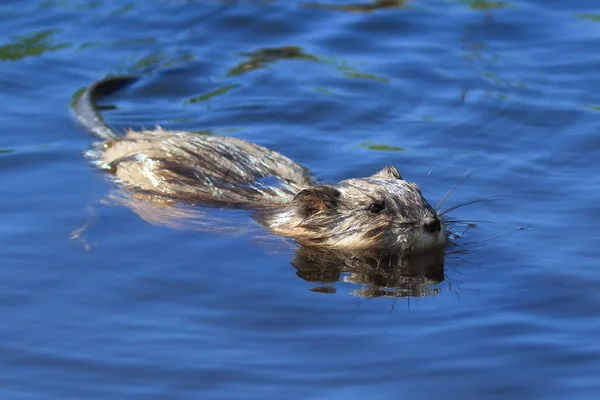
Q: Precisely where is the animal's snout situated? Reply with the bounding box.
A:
[423,218,442,233]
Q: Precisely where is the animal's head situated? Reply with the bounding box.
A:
[270,166,447,254]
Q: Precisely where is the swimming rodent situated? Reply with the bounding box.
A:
[73,75,447,254]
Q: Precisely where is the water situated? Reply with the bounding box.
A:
[2,0,600,398]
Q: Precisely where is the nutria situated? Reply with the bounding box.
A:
[73,75,447,254]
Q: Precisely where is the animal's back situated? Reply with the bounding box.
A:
[90,130,313,206]
[76,75,313,207]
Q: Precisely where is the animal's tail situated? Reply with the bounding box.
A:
[72,75,140,140]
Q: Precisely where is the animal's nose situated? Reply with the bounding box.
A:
[423,218,441,233]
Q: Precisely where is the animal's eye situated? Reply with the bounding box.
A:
[368,202,385,214]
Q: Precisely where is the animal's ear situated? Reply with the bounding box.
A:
[370,166,403,180]
[291,185,341,218]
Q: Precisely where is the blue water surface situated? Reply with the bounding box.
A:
[1,0,600,398]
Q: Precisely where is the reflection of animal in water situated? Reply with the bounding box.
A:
[73,75,448,255]
[291,247,445,298]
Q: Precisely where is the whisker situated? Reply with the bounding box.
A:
[443,219,494,225]
[459,224,474,236]
[436,162,487,211]
[445,221,476,227]
[440,195,505,217]
[455,227,528,246]
[435,169,473,210]
[374,251,386,275]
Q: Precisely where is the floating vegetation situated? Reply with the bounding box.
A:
[0,29,71,61]
[575,13,600,22]
[459,0,512,11]
[302,0,407,13]
[131,51,193,71]
[337,65,390,82]
[228,45,390,83]
[313,86,336,95]
[228,46,320,76]
[583,104,600,112]
[184,84,241,105]
[359,141,404,151]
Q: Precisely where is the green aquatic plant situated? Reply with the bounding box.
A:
[359,141,404,151]
[184,84,241,105]
[131,51,193,71]
[302,0,407,12]
[0,29,71,61]
[583,104,600,112]
[336,64,390,82]
[313,86,336,95]
[576,13,600,22]
[459,0,511,11]
[227,46,320,76]
[228,45,390,83]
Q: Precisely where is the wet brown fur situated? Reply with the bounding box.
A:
[76,76,447,254]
